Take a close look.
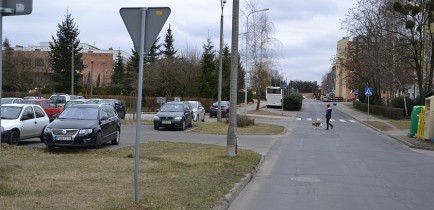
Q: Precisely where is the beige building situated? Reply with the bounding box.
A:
[334,37,356,99]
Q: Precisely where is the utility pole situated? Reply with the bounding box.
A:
[217,0,227,122]
[227,0,239,157]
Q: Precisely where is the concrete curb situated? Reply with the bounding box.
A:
[215,155,265,210]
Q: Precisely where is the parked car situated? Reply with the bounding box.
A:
[49,93,84,108]
[1,97,23,104]
[188,101,205,122]
[209,101,230,118]
[22,98,63,121]
[1,104,50,145]
[43,104,121,149]
[97,99,126,119]
[153,101,193,131]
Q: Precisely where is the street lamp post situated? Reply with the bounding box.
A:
[245,8,269,114]
[217,0,227,122]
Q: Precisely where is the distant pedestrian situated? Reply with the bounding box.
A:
[325,104,333,130]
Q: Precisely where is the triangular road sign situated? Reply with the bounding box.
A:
[120,7,171,53]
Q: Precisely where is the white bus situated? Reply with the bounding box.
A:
[266,86,283,108]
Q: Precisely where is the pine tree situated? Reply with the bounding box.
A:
[147,37,162,63]
[110,51,125,94]
[49,12,84,93]
[163,24,177,58]
[199,38,217,98]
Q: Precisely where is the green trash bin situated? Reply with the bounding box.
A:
[408,106,424,137]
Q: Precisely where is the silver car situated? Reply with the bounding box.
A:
[1,104,50,145]
[188,101,205,122]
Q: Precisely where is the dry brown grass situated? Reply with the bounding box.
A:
[190,121,285,135]
[0,142,261,210]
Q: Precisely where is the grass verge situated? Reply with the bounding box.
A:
[0,142,261,210]
[190,121,285,135]
[364,121,392,131]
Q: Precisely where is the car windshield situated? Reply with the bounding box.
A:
[98,100,115,106]
[22,100,38,105]
[1,106,22,119]
[50,96,66,104]
[1,98,14,104]
[58,107,98,120]
[188,101,198,108]
[64,101,84,108]
[213,101,229,106]
[160,104,183,112]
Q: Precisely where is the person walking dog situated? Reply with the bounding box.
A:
[325,104,333,130]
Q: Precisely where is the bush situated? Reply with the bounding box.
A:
[283,94,303,111]
[225,114,255,127]
[390,96,414,117]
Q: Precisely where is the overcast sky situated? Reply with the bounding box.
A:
[2,0,357,84]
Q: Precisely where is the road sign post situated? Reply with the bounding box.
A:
[365,87,373,120]
[120,7,170,205]
[0,0,32,171]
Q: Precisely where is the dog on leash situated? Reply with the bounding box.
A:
[312,121,323,129]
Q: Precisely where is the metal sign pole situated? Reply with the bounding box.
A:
[134,7,147,205]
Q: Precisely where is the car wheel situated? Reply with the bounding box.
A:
[94,132,102,149]
[8,130,20,145]
[201,115,205,122]
[47,145,55,149]
[111,129,120,145]
[154,126,159,130]
[180,120,186,131]
[40,129,45,143]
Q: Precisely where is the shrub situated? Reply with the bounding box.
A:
[225,114,255,127]
[390,96,414,118]
[283,94,303,111]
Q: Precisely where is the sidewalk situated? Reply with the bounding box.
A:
[333,102,434,151]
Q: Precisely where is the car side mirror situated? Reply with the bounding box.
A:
[155,109,160,113]
[101,116,108,121]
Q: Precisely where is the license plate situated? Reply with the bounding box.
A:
[162,121,171,124]
[56,136,72,141]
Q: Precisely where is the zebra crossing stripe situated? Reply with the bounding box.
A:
[295,118,356,123]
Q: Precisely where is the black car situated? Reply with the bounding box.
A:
[209,101,230,118]
[153,101,193,131]
[97,99,126,119]
[43,104,121,149]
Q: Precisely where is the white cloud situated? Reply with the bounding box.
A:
[2,0,357,84]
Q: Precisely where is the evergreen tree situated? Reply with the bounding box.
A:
[199,38,217,98]
[163,24,177,58]
[125,49,140,94]
[110,51,125,94]
[147,37,162,63]
[49,12,84,93]
[222,45,232,100]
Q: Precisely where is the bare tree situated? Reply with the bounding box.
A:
[244,1,277,110]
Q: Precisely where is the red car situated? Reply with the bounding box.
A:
[22,99,63,121]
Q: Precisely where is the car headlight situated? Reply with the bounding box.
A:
[174,116,182,120]
[153,116,160,120]
[79,129,93,135]
[44,127,51,134]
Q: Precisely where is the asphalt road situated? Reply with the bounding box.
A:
[13,99,434,209]
[228,99,434,210]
